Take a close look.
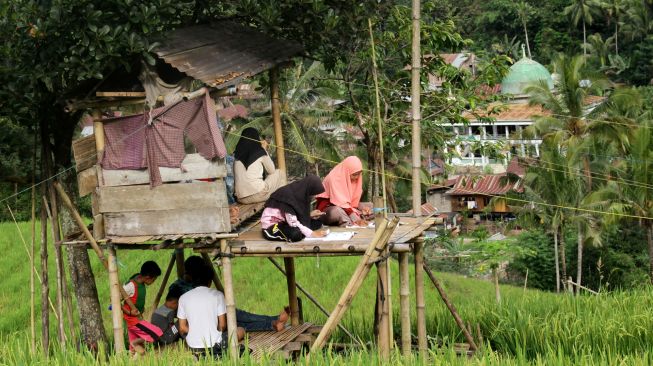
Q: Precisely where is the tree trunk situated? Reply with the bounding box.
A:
[576,222,584,294]
[582,20,587,58]
[523,22,532,58]
[614,22,619,56]
[559,222,568,291]
[647,223,653,285]
[46,112,107,351]
[40,187,49,354]
[554,227,560,293]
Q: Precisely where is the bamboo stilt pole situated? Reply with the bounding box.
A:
[284,258,300,326]
[398,252,411,355]
[39,190,49,354]
[368,20,387,212]
[423,263,478,351]
[267,258,362,346]
[107,245,125,353]
[410,0,422,217]
[220,239,238,358]
[414,238,427,353]
[43,196,66,344]
[201,253,224,292]
[149,254,176,316]
[7,205,59,318]
[30,173,36,353]
[175,249,185,279]
[53,181,139,315]
[310,218,398,354]
[270,67,287,183]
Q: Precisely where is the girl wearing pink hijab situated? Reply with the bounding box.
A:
[315,156,371,226]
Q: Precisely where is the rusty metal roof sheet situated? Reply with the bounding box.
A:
[446,174,522,196]
[155,22,304,89]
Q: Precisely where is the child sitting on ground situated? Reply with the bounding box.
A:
[150,287,184,347]
[122,260,162,356]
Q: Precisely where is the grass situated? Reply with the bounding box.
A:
[2,220,653,364]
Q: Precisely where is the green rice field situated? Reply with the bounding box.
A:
[1,220,653,365]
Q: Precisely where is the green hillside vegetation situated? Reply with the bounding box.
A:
[3,221,653,364]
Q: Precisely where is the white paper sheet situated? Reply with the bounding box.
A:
[304,231,356,241]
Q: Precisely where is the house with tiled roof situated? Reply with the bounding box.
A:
[445,174,523,215]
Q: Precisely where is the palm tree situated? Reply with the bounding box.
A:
[516,1,534,59]
[600,0,626,55]
[589,89,653,283]
[564,0,601,57]
[586,33,614,67]
[524,54,614,292]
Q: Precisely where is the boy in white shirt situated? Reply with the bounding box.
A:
[177,261,244,359]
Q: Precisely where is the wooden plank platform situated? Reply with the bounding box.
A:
[228,217,435,257]
[245,323,318,359]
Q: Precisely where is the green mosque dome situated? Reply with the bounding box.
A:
[501,52,554,95]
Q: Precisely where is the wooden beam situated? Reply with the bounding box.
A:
[149,254,176,317]
[107,245,126,353]
[270,67,287,182]
[39,192,49,354]
[423,263,477,351]
[220,239,239,358]
[284,258,300,326]
[201,252,224,292]
[175,249,185,280]
[96,91,147,97]
[43,196,66,344]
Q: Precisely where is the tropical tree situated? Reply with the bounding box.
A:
[600,0,626,55]
[516,1,534,58]
[564,0,602,57]
[589,88,653,283]
[524,54,614,292]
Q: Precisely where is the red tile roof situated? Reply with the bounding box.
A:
[405,202,439,215]
[506,157,526,177]
[446,174,522,196]
[465,103,549,122]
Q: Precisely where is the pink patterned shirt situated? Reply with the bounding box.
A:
[260,207,313,238]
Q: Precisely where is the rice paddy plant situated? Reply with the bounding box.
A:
[3,221,653,364]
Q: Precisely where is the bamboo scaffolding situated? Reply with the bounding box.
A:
[423,263,478,351]
[53,181,140,315]
[410,0,422,217]
[201,252,224,292]
[30,175,36,353]
[229,243,412,255]
[398,252,411,355]
[43,196,66,344]
[39,189,49,354]
[107,245,125,352]
[414,238,427,353]
[220,238,239,357]
[266,258,362,346]
[149,254,176,316]
[373,197,390,358]
[270,67,287,182]
[310,217,399,354]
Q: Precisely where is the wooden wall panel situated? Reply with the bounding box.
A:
[102,154,227,187]
[72,135,97,172]
[104,208,230,236]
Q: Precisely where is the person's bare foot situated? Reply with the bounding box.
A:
[278,306,290,323]
[272,319,285,332]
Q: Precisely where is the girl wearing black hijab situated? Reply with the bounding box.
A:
[261,175,329,242]
[233,128,282,204]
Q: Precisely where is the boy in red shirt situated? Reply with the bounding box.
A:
[122,260,162,356]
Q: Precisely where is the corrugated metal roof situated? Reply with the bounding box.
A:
[155,22,304,89]
[446,174,522,196]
